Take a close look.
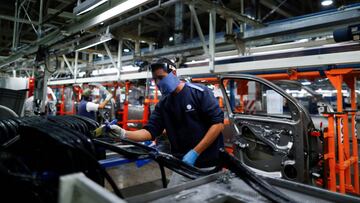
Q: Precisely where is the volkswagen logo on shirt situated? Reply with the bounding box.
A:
[186,104,195,112]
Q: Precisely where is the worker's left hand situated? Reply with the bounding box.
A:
[109,124,126,139]
[182,149,199,166]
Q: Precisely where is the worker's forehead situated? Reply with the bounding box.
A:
[152,68,168,75]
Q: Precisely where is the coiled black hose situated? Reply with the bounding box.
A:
[0,115,122,202]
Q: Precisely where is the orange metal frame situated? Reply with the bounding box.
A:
[323,69,359,194]
[117,81,159,131]
[50,85,76,115]
[28,77,35,97]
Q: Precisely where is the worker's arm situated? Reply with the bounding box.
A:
[125,129,152,142]
[93,83,113,109]
[98,93,113,109]
[193,122,224,154]
[195,86,225,154]
[109,126,153,142]
[110,103,163,141]
[98,98,111,109]
[183,86,224,165]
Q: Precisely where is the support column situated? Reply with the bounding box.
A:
[148,43,154,52]
[12,0,19,51]
[174,2,183,44]
[344,76,359,194]
[135,40,140,56]
[240,0,245,33]
[190,9,194,39]
[118,39,123,69]
[226,18,234,35]
[326,68,352,194]
[38,0,43,38]
[74,51,78,83]
[209,8,216,73]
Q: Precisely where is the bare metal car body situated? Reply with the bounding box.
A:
[219,74,323,184]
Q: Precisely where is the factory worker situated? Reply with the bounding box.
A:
[108,59,224,186]
[24,87,57,116]
[77,87,112,120]
[91,87,101,103]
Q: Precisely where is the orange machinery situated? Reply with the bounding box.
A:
[117,81,159,131]
[49,85,78,115]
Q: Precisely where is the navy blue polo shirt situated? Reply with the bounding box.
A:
[144,83,224,168]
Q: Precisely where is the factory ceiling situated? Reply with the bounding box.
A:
[0,0,359,75]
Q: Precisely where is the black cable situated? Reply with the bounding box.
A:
[158,163,167,188]
[1,117,124,199]
[219,148,295,203]
[98,138,221,179]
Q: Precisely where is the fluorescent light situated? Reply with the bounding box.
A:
[296,39,309,43]
[74,0,109,15]
[90,0,152,26]
[75,34,113,51]
[321,0,333,6]
[123,48,130,53]
[301,81,311,85]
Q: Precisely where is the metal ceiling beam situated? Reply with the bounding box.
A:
[0,0,180,69]
[91,36,338,67]
[0,15,54,26]
[189,4,208,55]
[62,54,74,75]
[0,0,158,69]
[47,8,75,19]
[243,6,360,40]
[260,0,292,18]
[55,0,73,3]
[185,0,263,28]
[48,48,360,85]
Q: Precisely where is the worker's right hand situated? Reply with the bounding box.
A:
[105,93,113,101]
[182,149,199,166]
[109,125,126,139]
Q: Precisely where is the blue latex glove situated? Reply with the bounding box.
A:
[182,149,199,166]
[104,119,118,132]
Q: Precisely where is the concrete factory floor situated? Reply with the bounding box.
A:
[105,161,172,198]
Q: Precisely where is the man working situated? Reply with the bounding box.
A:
[24,87,57,116]
[108,59,224,185]
[78,87,112,120]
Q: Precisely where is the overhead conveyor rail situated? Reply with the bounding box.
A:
[48,42,360,85]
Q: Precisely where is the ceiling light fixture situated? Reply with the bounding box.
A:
[74,0,109,15]
[301,81,311,85]
[75,33,113,51]
[321,0,333,6]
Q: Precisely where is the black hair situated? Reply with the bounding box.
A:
[82,95,91,101]
[150,58,176,73]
